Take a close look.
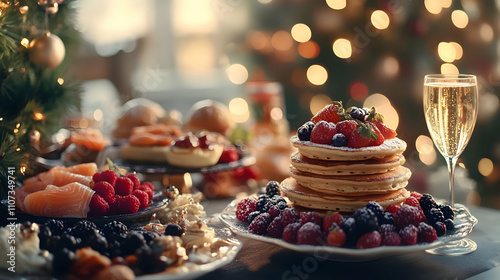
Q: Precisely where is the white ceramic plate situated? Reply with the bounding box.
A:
[219,200,477,261]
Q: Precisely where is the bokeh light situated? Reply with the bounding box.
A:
[306,64,328,86]
[441,63,459,74]
[349,82,368,101]
[425,0,442,14]
[21,38,29,48]
[332,38,352,59]
[226,64,248,84]
[247,31,270,51]
[449,42,463,60]
[363,93,399,130]
[478,158,494,177]
[438,42,456,62]
[229,97,250,123]
[440,0,452,8]
[479,23,494,43]
[416,135,437,165]
[291,23,312,43]
[371,10,390,30]
[381,56,399,78]
[270,107,284,120]
[271,30,294,51]
[258,0,272,4]
[310,94,332,115]
[298,41,320,59]
[451,10,469,29]
[93,109,103,121]
[326,0,346,10]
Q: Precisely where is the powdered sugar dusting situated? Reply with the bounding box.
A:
[291,136,406,152]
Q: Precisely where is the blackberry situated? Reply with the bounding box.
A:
[342,217,360,246]
[419,193,438,212]
[38,226,52,251]
[331,133,348,147]
[276,201,288,210]
[439,205,455,220]
[378,212,394,225]
[443,219,455,231]
[352,207,378,234]
[123,232,146,255]
[83,230,108,254]
[59,233,79,252]
[349,107,366,121]
[426,208,445,225]
[256,195,270,213]
[136,246,168,274]
[68,220,98,239]
[164,224,183,237]
[365,201,384,219]
[101,221,128,237]
[52,248,75,277]
[45,219,65,235]
[247,211,261,223]
[47,235,61,253]
[265,181,280,197]
[107,240,123,258]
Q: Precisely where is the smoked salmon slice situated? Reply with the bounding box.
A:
[71,128,110,151]
[40,169,92,187]
[23,182,95,218]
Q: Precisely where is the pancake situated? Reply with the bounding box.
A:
[280,177,410,212]
[289,165,411,196]
[291,136,407,161]
[290,152,405,176]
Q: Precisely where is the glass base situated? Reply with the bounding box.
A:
[425,238,477,255]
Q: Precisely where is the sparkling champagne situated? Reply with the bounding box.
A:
[424,82,478,158]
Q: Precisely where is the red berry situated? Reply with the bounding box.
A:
[88,194,109,217]
[322,211,344,233]
[386,204,400,214]
[108,195,122,215]
[379,224,397,239]
[356,231,382,249]
[347,129,371,148]
[297,222,323,245]
[326,227,346,247]
[410,191,423,199]
[119,195,141,214]
[132,190,149,208]
[267,216,284,238]
[368,123,385,146]
[418,222,437,243]
[433,221,447,236]
[281,208,299,227]
[125,174,141,189]
[393,205,422,230]
[242,166,261,180]
[382,232,401,246]
[283,223,301,244]
[310,121,337,145]
[219,146,239,163]
[311,103,342,124]
[336,120,357,138]
[115,177,134,196]
[404,196,420,208]
[236,197,258,222]
[268,205,281,219]
[372,120,396,139]
[248,213,271,235]
[140,182,155,192]
[138,185,153,200]
[93,181,115,203]
[399,224,418,245]
[92,172,102,183]
[299,211,322,226]
[100,170,118,186]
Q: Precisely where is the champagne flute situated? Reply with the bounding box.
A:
[423,74,478,255]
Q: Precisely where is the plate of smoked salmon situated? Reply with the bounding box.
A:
[4,162,169,226]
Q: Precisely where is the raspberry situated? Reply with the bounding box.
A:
[310,121,337,145]
[439,205,455,220]
[115,177,134,196]
[299,211,322,226]
[92,172,102,183]
[265,181,280,197]
[418,222,437,243]
[93,181,115,203]
[283,223,301,244]
[247,211,261,223]
[393,205,422,230]
[399,224,418,245]
[267,216,284,238]
[219,146,239,163]
[378,212,394,225]
[88,194,110,217]
[433,221,447,236]
[322,211,344,233]
[140,182,155,192]
[236,197,258,222]
[281,208,299,227]
[444,219,455,230]
[426,208,445,225]
[132,190,149,208]
[372,120,396,139]
[248,213,271,235]
[100,170,118,186]
[336,120,357,137]
[326,226,346,247]
[386,204,400,214]
[108,195,122,215]
[365,201,384,219]
[404,196,420,208]
[311,102,342,124]
[410,191,423,199]
[379,224,397,238]
[368,123,385,146]
[297,222,323,245]
[419,193,438,212]
[382,232,401,246]
[138,185,153,200]
[125,174,141,189]
[119,195,140,214]
[268,205,281,219]
[356,231,381,249]
[353,207,378,234]
[347,129,371,148]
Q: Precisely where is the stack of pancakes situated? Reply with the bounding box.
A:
[280,136,412,212]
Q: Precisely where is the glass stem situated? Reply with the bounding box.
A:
[446,157,458,207]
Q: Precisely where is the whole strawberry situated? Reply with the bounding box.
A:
[311,102,343,124]
[310,121,337,145]
[371,120,396,139]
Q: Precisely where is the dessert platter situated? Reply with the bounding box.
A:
[220,102,478,261]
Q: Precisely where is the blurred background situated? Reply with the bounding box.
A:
[7,0,500,208]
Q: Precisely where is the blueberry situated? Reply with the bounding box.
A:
[378,212,394,225]
[247,211,261,223]
[349,107,366,121]
[443,219,455,231]
[342,217,360,246]
[297,124,313,141]
[433,221,446,236]
[352,207,378,234]
[164,224,183,237]
[331,133,347,147]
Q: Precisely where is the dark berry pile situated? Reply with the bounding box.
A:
[235,191,456,248]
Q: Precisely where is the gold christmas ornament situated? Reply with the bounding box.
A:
[29,32,65,69]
